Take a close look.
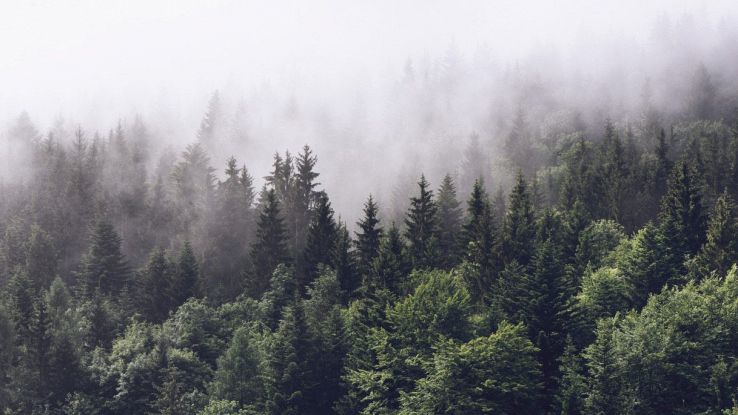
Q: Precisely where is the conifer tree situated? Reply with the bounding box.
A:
[207,157,255,300]
[136,247,174,322]
[210,326,264,409]
[690,191,738,278]
[197,90,222,144]
[371,223,408,295]
[460,179,500,300]
[584,318,623,414]
[502,172,536,267]
[404,175,438,269]
[658,158,706,278]
[24,225,57,292]
[78,219,130,297]
[435,174,463,269]
[334,222,358,301]
[355,195,382,278]
[302,192,337,286]
[251,189,289,298]
[170,241,200,308]
[293,145,320,258]
[266,301,313,415]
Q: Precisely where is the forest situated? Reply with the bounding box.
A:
[4,2,738,415]
[3,78,738,414]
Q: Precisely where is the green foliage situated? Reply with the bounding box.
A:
[404,175,439,269]
[251,189,289,298]
[78,219,130,297]
[436,174,463,269]
[400,322,542,414]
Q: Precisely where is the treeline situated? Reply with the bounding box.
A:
[2,109,738,414]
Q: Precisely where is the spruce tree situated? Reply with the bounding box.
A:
[24,225,57,292]
[78,219,130,297]
[334,222,358,301]
[584,318,623,414]
[691,191,738,278]
[404,175,438,269]
[355,195,382,278]
[435,174,463,269]
[266,301,313,415]
[251,189,289,298]
[502,172,536,267]
[658,158,706,278]
[170,241,199,308]
[371,223,408,295]
[302,192,337,287]
[197,90,222,144]
[136,247,174,322]
[460,179,500,301]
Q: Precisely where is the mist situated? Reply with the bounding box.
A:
[2,0,738,225]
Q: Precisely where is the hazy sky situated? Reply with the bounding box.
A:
[1,0,735,129]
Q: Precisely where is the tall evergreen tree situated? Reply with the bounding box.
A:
[24,225,57,292]
[266,301,313,415]
[460,179,500,303]
[78,219,130,297]
[170,241,199,308]
[502,172,536,267]
[435,174,463,269]
[302,192,338,287]
[404,175,438,269]
[690,191,738,278]
[355,195,382,278]
[251,189,289,297]
[334,222,358,301]
[136,247,174,322]
[658,158,706,279]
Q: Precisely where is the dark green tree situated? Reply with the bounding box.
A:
[435,174,463,269]
[78,219,130,297]
[355,195,382,278]
[25,225,58,292]
[170,241,200,308]
[689,191,738,278]
[404,175,438,269]
[137,247,174,322]
[251,189,289,298]
[502,172,536,267]
[658,158,706,280]
[302,192,337,287]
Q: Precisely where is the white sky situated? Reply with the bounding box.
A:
[0,0,735,127]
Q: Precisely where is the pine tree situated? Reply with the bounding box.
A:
[170,241,199,308]
[302,192,337,287]
[355,195,382,278]
[334,222,358,302]
[435,174,463,269]
[502,172,536,267]
[251,189,289,298]
[404,175,438,269]
[690,191,738,278]
[556,336,586,415]
[658,158,706,279]
[210,326,264,409]
[266,301,313,415]
[24,225,58,292]
[371,223,409,295]
[136,247,174,322]
[207,157,255,300]
[293,146,320,258]
[198,90,222,144]
[584,318,623,414]
[460,179,500,301]
[78,219,130,297]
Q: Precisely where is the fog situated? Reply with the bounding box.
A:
[2,0,738,224]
